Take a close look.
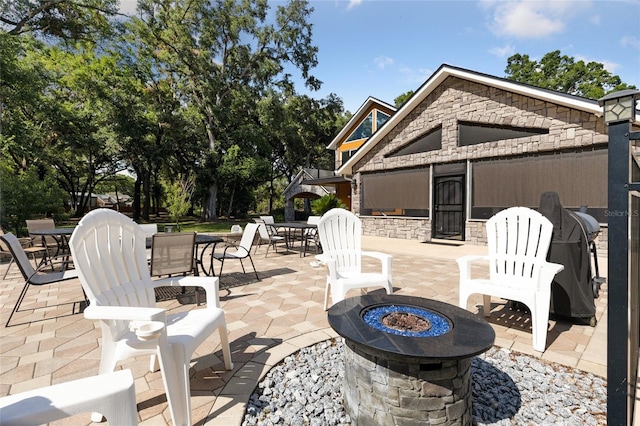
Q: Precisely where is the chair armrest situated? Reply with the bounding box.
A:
[83,305,166,322]
[537,261,565,290]
[153,276,222,308]
[456,255,489,281]
[315,254,337,281]
[362,251,393,276]
[17,237,33,247]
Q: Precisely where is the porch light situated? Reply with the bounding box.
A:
[351,178,357,192]
[598,89,640,124]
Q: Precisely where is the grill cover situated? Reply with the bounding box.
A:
[538,192,596,320]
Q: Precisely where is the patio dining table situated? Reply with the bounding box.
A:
[272,222,317,249]
[29,227,75,268]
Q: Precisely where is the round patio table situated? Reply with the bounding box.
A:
[29,227,75,257]
[29,227,75,270]
[272,222,317,248]
[195,235,223,276]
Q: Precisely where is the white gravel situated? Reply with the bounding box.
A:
[242,339,606,426]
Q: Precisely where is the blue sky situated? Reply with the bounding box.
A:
[118,0,640,113]
[292,0,640,113]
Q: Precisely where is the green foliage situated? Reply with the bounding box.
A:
[93,174,135,197]
[130,0,321,220]
[2,0,345,225]
[2,0,120,40]
[162,174,195,231]
[311,194,347,216]
[394,90,414,107]
[505,50,636,99]
[0,163,68,236]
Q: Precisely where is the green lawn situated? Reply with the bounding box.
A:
[162,217,254,233]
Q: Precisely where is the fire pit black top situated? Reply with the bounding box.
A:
[328,294,495,361]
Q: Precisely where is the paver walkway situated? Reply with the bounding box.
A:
[0,235,607,425]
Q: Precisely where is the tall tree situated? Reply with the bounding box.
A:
[0,0,119,40]
[130,0,320,221]
[38,43,124,215]
[505,50,636,99]
[0,34,49,169]
[255,92,343,213]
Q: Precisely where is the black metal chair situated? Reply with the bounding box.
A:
[0,228,48,279]
[1,233,80,327]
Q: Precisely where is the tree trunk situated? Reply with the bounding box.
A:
[226,185,235,218]
[114,180,120,212]
[142,172,150,221]
[202,182,218,221]
[133,177,141,221]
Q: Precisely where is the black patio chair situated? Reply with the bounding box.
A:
[1,232,81,327]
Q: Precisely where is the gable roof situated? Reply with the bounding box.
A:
[327,96,397,150]
[336,63,606,176]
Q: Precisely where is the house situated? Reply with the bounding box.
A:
[283,168,337,220]
[328,64,639,252]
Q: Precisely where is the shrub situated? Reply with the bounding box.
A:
[311,194,347,216]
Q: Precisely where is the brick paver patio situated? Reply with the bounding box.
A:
[0,235,607,425]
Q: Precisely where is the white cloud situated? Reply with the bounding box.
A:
[485,1,582,39]
[374,56,394,69]
[489,44,516,58]
[347,0,363,10]
[589,14,601,26]
[621,35,640,50]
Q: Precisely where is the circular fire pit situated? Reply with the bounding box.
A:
[328,294,495,426]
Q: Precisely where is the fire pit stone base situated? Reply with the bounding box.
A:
[328,294,494,426]
[344,339,472,426]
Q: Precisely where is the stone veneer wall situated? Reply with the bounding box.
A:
[351,76,609,254]
[343,339,472,426]
[359,216,608,255]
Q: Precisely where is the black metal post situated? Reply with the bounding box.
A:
[608,120,632,426]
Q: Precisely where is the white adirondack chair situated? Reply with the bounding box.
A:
[457,206,564,352]
[0,370,138,425]
[68,209,233,426]
[316,208,393,310]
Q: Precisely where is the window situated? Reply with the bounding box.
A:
[387,125,442,157]
[471,149,608,221]
[341,150,357,164]
[345,112,373,142]
[458,121,549,146]
[376,111,390,129]
[361,168,430,217]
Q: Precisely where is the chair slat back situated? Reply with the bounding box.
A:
[0,232,36,280]
[150,232,196,276]
[69,209,155,314]
[0,228,12,256]
[317,208,362,273]
[255,222,270,240]
[26,218,56,247]
[486,207,553,284]
[259,216,275,224]
[235,223,259,257]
